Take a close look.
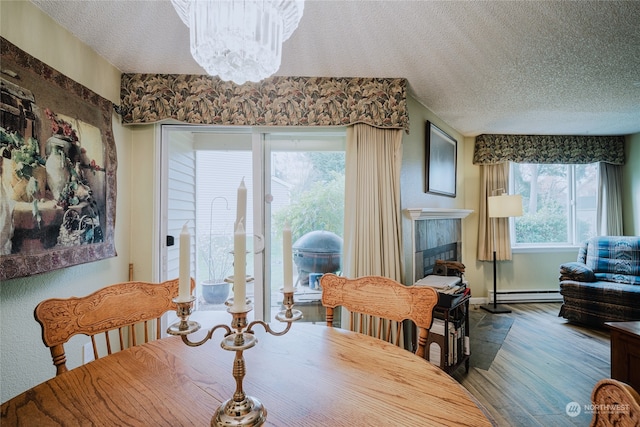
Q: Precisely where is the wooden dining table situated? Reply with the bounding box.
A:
[2,315,493,426]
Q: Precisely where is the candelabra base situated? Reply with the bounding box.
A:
[213,395,266,427]
[275,308,303,322]
[221,332,257,351]
[167,320,201,335]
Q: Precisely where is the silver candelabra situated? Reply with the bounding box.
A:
[167,289,302,426]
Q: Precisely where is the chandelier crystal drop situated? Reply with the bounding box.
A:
[171,0,304,85]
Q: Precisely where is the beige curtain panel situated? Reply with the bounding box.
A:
[597,162,624,236]
[477,163,514,262]
[343,124,403,281]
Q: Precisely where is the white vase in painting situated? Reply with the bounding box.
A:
[45,143,69,201]
[0,157,15,255]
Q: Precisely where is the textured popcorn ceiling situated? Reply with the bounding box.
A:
[29,0,640,136]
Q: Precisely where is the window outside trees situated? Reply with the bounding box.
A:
[267,136,345,321]
[511,163,598,247]
[192,133,345,321]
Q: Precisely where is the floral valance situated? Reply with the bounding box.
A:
[119,75,409,133]
[473,134,625,165]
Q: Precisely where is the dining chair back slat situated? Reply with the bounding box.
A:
[320,274,438,357]
[104,331,113,355]
[118,327,125,351]
[34,278,194,376]
[131,323,138,346]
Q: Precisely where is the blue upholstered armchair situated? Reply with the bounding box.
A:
[559,236,640,325]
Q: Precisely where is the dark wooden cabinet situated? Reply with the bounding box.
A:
[606,321,640,392]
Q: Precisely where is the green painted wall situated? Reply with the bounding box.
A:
[0,1,132,402]
[400,95,576,298]
[400,101,640,299]
[400,95,469,287]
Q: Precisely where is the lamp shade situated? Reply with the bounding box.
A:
[488,194,523,218]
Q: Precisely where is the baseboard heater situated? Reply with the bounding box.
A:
[489,289,563,303]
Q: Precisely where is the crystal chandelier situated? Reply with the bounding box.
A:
[171,0,304,85]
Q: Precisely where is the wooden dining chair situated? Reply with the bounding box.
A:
[590,378,640,427]
[34,278,195,376]
[320,273,439,357]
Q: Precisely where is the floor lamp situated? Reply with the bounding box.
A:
[480,192,523,314]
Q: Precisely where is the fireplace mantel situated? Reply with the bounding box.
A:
[405,208,473,221]
[406,208,473,283]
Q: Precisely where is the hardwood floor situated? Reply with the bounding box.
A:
[451,302,610,426]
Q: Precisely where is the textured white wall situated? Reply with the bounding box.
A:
[0,1,132,402]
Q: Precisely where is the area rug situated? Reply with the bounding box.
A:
[468,309,515,370]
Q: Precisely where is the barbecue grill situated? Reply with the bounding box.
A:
[292,230,342,286]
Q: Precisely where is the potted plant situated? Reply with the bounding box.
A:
[199,232,233,305]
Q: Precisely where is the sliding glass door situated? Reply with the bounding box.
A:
[264,132,345,321]
[161,126,345,322]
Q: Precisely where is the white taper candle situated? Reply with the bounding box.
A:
[232,221,247,310]
[178,222,190,301]
[236,177,247,229]
[283,224,293,292]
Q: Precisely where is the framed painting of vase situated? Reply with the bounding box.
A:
[0,37,117,280]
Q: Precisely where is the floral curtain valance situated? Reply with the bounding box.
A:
[119,75,409,133]
[473,134,625,165]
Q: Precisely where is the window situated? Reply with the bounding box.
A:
[511,162,599,247]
